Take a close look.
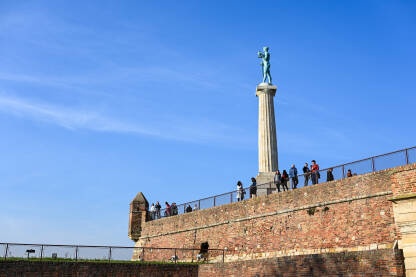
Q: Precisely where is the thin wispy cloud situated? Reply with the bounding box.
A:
[0,94,250,145]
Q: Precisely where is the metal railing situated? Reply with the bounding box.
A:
[0,242,226,263]
[153,146,416,219]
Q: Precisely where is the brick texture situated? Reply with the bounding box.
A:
[199,249,405,277]
[0,261,198,277]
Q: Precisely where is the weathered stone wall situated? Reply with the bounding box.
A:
[0,261,198,277]
[133,165,416,261]
[198,249,405,277]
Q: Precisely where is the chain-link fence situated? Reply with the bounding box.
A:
[1,243,226,263]
[155,146,415,219]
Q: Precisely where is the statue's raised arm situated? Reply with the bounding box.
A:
[257,47,272,84]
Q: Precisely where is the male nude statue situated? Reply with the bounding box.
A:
[257,47,272,84]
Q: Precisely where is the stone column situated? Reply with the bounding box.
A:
[255,83,278,195]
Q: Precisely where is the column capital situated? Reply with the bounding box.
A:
[256,83,277,97]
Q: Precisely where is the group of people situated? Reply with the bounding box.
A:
[150,201,199,220]
[151,159,359,219]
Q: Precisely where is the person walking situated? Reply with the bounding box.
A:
[150,203,156,220]
[274,170,282,192]
[249,177,257,198]
[165,202,171,217]
[236,181,244,201]
[311,160,320,185]
[289,164,298,189]
[303,163,310,186]
[155,201,161,219]
[327,168,334,182]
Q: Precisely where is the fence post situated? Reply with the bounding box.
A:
[371,157,375,172]
[198,200,201,210]
[184,204,186,213]
[40,245,44,261]
[4,244,8,260]
[342,165,345,178]
[406,149,409,164]
[108,247,112,263]
[230,192,233,203]
[75,246,78,261]
[213,196,216,207]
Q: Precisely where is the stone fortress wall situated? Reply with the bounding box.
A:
[129,163,416,276]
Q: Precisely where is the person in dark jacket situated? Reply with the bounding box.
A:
[303,163,310,186]
[274,170,282,192]
[155,201,161,219]
[249,177,257,198]
[282,170,289,191]
[327,168,334,182]
[347,169,353,177]
[171,202,178,216]
[289,164,298,189]
[185,205,192,213]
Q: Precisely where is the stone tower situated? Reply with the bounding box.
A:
[128,192,149,242]
[256,83,278,195]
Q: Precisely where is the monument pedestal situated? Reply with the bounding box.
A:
[256,172,276,196]
[256,83,278,196]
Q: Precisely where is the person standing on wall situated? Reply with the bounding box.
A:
[165,202,171,217]
[237,181,244,201]
[303,163,310,186]
[150,203,156,220]
[289,164,298,189]
[311,160,320,185]
[274,170,282,192]
[155,201,161,219]
[327,168,334,182]
[250,177,257,198]
[282,170,289,191]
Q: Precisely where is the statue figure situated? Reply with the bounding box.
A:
[257,47,272,84]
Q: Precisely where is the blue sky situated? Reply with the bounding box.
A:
[0,0,415,246]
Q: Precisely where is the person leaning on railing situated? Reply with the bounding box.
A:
[236,181,245,201]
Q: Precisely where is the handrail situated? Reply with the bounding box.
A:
[153,146,415,219]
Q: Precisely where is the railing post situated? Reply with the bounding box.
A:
[222,249,225,263]
[184,204,186,213]
[213,196,216,207]
[371,157,375,172]
[198,200,201,210]
[75,246,78,261]
[4,244,8,260]
[342,165,345,178]
[40,245,44,261]
[230,192,233,203]
[406,149,409,164]
[174,248,177,263]
[108,247,112,263]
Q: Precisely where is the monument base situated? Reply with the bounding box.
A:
[256,172,276,196]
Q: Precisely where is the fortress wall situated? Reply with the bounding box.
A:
[132,165,416,261]
[198,249,405,277]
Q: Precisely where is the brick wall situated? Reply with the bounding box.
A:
[198,249,405,277]
[132,165,416,261]
[0,261,198,277]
